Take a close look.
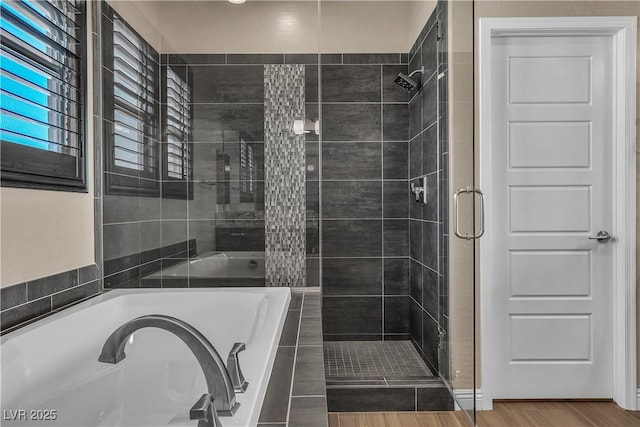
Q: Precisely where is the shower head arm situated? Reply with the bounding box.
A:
[408,66,425,78]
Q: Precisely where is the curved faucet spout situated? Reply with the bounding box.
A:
[98,314,238,417]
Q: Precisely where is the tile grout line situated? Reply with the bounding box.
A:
[285,292,305,427]
[3,270,101,314]
[317,58,323,299]
[1,289,102,335]
[380,63,385,340]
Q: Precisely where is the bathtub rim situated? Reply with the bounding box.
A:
[1,287,291,343]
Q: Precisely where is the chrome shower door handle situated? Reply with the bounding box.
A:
[588,230,612,243]
[453,187,466,239]
[474,188,486,239]
[453,187,485,240]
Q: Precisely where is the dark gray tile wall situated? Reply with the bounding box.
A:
[1,265,101,333]
[258,290,328,427]
[101,12,323,286]
[137,53,324,287]
[407,0,450,379]
[320,54,410,341]
[101,46,414,296]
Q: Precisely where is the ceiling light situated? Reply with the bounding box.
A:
[228,0,245,4]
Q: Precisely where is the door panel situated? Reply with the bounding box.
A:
[509,186,591,232]
[508,56,592,104]
[492,35,614,398]
[509,251,591,297]
[510,314,591,361]
[508,121,591,168]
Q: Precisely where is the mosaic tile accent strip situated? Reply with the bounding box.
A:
[324,341,434,380]
[264,64,306,287]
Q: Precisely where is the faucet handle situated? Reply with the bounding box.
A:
[190,394,221,427]
[227,342,249,393]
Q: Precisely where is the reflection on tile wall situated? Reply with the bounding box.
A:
[264,65,307,287]
[187,56,267,261]
[103,43,321,287]
[319,53,411,341]
[407,1,450,379]
[102,3,196,289]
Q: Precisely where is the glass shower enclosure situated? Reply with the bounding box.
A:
[99,0,478,424]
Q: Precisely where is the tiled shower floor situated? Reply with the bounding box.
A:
[323,341,435,384]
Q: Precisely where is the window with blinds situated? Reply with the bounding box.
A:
[103,7,159,196]
[162,65,192,199]
[0,0,86,190]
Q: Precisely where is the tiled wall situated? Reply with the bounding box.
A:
[258,290,328,427]
[173,53,321,287]
[100,8,321,288]
[102,43,415,294]
[0,265,101,333]
[186,53,269,259]
[320,54,412,341]
[407,1,450,377]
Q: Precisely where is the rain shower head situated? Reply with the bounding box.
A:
[394,73,418,92]
[394,66,425,92]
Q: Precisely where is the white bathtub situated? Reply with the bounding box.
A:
[0,288,290,427]
[142,252,266,287]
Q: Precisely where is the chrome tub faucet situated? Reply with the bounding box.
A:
[98,314,240,427]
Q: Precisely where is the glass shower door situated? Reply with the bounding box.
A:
[441,0,478,425]
[316,0,478,424]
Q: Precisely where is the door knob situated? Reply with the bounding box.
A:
[588,230,612,243]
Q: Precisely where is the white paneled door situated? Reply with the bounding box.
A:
[491,34,614,398]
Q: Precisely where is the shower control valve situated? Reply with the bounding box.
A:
[410,176,428,205]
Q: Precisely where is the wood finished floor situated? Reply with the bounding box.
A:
[328,401,640,427]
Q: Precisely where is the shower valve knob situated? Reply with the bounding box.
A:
[410,176,428,205]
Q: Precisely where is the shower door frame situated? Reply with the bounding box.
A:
[478,16,637,411]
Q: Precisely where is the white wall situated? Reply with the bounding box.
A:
[320,1,434,53]
[107,0,435,54]
[0,189,95,286]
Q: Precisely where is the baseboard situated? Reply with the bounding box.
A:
[459,389,640,411]
[454,389,484,411]
[456,389,640,411]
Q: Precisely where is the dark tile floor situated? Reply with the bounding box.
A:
[324,341,452,412]
[324,340,434,381]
